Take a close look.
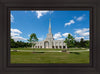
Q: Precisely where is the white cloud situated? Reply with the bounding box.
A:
[74,28,89,41]
[12,36,27,42]
[57,38,64,40]
[11,29,22,37]
[11,28,27,42]
[36,11,49,19]
[35,11,54,19]
[11,14,14,22]
[53,32,62,39]
[62,33,70,37]
[82,32,89,36]
[75,28,89,37]
[76,14,85,21]
[65,20,75,26]
[75,37,84,42]
[11,29,22,34]
[25,10,54,19]
[11,32,20,37]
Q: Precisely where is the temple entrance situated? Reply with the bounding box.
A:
[44,41,49,48]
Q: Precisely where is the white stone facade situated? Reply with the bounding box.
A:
[34,19,67,49]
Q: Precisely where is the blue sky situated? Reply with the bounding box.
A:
[10,10,90,42]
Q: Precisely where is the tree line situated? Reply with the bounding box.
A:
[11,33,38,48]
[11,38,32,48]
[11,33,89,48]
[64,34,89,48]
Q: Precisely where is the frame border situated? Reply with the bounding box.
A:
[7,7,93,67]
[0,0,99,74]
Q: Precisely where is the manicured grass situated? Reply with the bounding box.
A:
[10,48,89,64]
[11,48,88,51]
[11,48,34,50]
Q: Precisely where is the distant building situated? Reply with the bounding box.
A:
[34,19,67,49]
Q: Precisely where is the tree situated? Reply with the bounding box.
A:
[11,36,32,48]
[80,38,85,47]
[74,38,89,48]
[28,33,38,48]
[74,40,81,48]
[84,40,89,48]
[64,34,75,48]
[11,38,16,48]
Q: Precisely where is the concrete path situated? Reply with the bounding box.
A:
[68,49,89,52]
[11,49,89,52]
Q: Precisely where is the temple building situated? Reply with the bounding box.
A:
[34,19,67,49]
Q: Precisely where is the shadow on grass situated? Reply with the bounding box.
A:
[70,52,80,55]
[32,52,45,53]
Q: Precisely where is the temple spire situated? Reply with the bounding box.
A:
[49,18,51,33]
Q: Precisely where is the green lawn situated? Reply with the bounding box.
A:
[11,48,88,51]
[10,48,89,64]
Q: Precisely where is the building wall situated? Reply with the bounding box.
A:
[34,40,67,49]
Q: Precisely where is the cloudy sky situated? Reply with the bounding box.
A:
[10,10,90,42]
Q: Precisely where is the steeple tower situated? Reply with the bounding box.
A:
[49,18,51,34]
[45,18,54,40]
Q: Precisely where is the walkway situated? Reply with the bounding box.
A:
[11,49,89,52]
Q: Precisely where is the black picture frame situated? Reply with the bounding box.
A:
[0,0,100,74]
